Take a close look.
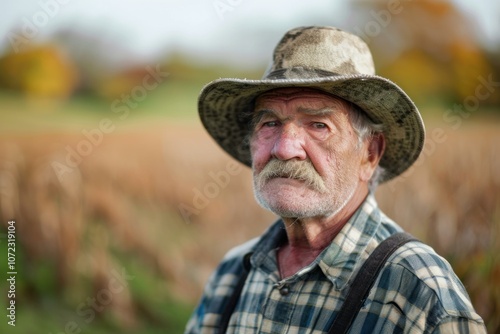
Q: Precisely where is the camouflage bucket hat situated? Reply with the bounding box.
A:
[198,26,425,182]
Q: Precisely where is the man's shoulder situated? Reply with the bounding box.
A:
[387,240,461,292]
[199,237,260,302]
[386,238,440,264]
[378,239,483,322]
[208,220,283,286]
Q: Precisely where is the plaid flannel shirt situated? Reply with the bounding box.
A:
[185,194,486,333]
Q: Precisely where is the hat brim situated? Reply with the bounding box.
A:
[198,74,425,183]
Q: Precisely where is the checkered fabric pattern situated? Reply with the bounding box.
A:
[185,194,486,333]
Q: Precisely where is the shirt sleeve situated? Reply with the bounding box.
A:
[184,270,218,334]
[184,238,259,334]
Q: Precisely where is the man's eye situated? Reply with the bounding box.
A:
[263,121,279,127]
[312,122,327,129]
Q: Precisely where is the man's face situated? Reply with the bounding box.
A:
[250,88,372,219]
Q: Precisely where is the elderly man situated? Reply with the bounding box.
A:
[186,26,485,333]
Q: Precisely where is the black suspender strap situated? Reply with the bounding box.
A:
[217,232,417,334]
[328,232,417,334]
[217,253,252,334]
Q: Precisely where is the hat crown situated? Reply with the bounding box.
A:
[263,26,376,79]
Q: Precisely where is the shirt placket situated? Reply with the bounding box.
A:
[260,279,302,333]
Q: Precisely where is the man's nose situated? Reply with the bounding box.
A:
[271,124,307,161]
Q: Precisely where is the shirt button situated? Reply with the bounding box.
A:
[279,286,290,296]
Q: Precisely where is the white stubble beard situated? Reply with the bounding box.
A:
[252,164,359,220]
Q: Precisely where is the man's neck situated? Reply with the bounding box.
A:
[277,187,369,279]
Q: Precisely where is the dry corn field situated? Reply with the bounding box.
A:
[0,119,499,332]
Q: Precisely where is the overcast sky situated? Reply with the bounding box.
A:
[1,0,499,69]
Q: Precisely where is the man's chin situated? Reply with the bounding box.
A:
[255,189,322,217]
[259,201,327,219]
[258,200,308,218]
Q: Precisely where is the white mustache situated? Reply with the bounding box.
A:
[257,159,327,193]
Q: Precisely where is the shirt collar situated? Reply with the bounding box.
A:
[318,193,383,290]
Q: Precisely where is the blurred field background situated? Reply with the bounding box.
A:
[1,0,500,333]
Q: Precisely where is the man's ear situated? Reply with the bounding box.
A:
[360,133,386,182]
